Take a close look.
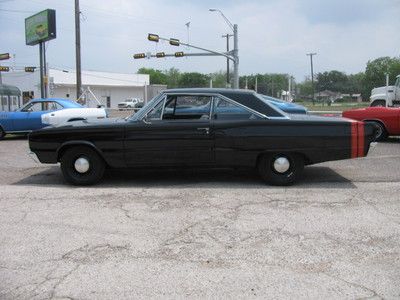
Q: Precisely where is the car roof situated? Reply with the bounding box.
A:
[163,88,284,117]
[30,98,82,108]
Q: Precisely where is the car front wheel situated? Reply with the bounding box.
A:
[60,146,105,185]
[258,153,304,186]
[0,127,5,140]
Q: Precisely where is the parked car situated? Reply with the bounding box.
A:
[41,107,107,126]
[343,106,400,141]
[29,88,377,186]
[0,98,80,139]
[118,98,144,110]
[260,95,308,114]
[0,98,107,139]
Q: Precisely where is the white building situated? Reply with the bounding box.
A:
[2,68,150,108]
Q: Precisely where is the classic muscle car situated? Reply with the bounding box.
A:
[29,88,377,186]
[261,95,308,114]
[343,106,400,141]
[0,98,106,139]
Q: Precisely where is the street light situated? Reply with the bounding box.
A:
[209,8,239,89]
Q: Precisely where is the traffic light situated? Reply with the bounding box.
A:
[0,53,10,60]
[25,67,36,72]
[156,52,165,58]
[169,38,180,46]
[133,53,146,59]
[174,52,184,57]
[0,66,9,72]
[148,33,159,42]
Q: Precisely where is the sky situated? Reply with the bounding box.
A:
[1,0,399,81]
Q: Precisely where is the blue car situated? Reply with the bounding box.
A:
[260,95,308,114]
[0,98,83,139]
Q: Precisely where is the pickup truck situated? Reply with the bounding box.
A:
[117,98,144,110]
[370,75,400,107]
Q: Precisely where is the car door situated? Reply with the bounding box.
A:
[124,94,215,167]
[212,96,265,167]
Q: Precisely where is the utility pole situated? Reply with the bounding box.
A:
[75,0,82,100]
[306,52,317,105]
[233,24,239,89]
[209,9,239,89]
[222,33,233,87]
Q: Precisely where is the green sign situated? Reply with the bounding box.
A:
[25,9,56,46]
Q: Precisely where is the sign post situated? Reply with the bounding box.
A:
[25,9,56,98]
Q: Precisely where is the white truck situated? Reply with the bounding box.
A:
[370,75,400,107]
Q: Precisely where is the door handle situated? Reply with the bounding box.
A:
[197,127,210,134]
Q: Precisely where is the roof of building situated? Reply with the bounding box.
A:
[0,84,21,96]
[49,69,149,87]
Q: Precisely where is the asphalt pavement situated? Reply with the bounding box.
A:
[0,137,399,299]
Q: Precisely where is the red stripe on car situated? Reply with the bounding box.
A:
[357,122,365,157]
[349,121,358,158]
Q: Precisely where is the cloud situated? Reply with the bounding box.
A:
[1,0,399,81]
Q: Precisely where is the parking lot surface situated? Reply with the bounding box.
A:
[0,137,399,299]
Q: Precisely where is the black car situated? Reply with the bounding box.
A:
[29,88,377,186]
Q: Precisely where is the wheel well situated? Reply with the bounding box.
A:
[370,99,386,106]
[57,143,106,165]
[255,151,311,167]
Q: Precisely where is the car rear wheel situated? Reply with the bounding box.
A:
[258,153,304,186]
[368,121,387,141]
[60,146,105,185]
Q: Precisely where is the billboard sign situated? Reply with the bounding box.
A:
[25,9,56,46]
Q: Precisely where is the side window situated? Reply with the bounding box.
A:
[22,102,43,112]
[163,95,211,120]
[45,101,63,111]
[213,97,261,120]
[146,98,165,120]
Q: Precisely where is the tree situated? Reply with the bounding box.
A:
[316,70,348,92]
[137,68,167,85]
[165,68,181,88]
[363,56,400,99]
[178,72,209,88]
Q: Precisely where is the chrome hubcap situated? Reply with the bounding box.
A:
[74,157,90,173]
[375,126,382,139]
[273,157,290,173]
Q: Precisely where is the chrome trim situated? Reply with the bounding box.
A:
[140,91,290,121]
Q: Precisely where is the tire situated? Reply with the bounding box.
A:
[0,127,5,140]
[60,146,105,185]
[368,121,387,141]
[258,153,304,186]
[370,100,386,107]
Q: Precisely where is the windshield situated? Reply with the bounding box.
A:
[128,94,162,121]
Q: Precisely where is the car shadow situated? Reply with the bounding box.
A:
[13,165,356,189]
[2,134,28,141]
[384,137,400,143]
